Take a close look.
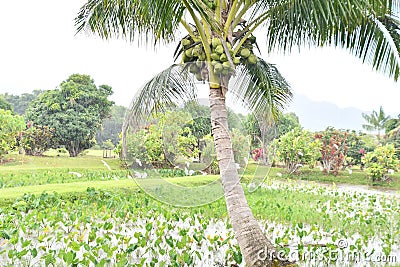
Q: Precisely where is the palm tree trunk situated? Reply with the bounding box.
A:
[209,86,292,267]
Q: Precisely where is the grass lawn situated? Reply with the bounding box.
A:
[1,150,120,171]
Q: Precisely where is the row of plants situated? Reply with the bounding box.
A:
[0,169,129,189]
[0,182,398,266]
[268,127,399,183]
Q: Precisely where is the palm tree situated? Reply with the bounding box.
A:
[75,1,400,266]
[362,106,391,140]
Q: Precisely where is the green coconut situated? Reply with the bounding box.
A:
[248,54,258,64]
[223,61,232,69]
[211,37,222,47]
[220,53,228,62]
[215,45,224,55]
[189,64,199,74]
[211,60,219,66]
[240,48,251,58]
[248,36,257,44]
[185,48,193,58]
[211,53,220,61]
[214,63,223,74]
[181,39,191,47]
[182,53,191,63]
[233,57,241,65]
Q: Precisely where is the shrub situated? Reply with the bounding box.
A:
[20,124,55,156]
[315,127,348,175]
[272,128,321,174]
[230,128,251,167]
[0,109,25,160]
[362,144,399,182]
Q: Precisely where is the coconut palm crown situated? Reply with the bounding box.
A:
[76,1,400,266]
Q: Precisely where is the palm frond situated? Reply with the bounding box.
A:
[75,0,185,44]
[124,64,197,129]
[362,124,376,131]
[256,0,400,81]
[229,57,292,122]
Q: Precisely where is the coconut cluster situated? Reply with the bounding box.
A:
[202,0,217,10]
[181,35,258,81]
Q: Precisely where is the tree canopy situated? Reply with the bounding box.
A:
[2,90,42,115]
[0,96,13,112]
[26,74,114,157]
[96,105,128,145]
[362,106,391,139]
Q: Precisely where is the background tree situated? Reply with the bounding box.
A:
[26,74,114,157]
[182,101,212,142]
[96,105,128,145]
[344,130,371,167]
[385,114,400,133]
[76,0,400,265]
[362,106,391,140]
[276,112,301,137]
[0,109,25,161]
[2,90,43,115]
[0,96,13,112]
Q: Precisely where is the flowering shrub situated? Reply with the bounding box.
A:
[315,128,348,176]
[362,144,399,182]
[251,147,263,161]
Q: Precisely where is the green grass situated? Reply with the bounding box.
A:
[0,175,220,206]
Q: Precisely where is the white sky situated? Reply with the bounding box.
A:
[0,0,399,116]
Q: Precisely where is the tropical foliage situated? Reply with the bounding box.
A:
[125,111,199,168]
[96,105,128,146]
[363,143,399,182]
[0,109,25,160]
[272,128,321,173]
[19,124,55,156]
[0,96,13,113]
[1,91,42,115]
[362,106,391,139]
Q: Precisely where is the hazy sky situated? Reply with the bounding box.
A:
[0,0,399,115]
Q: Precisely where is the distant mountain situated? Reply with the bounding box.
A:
[287,94,365,132]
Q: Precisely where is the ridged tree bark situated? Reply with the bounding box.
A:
[209,85,293,267]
